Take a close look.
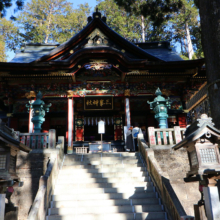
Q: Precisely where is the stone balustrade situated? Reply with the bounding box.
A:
[148,126,186,147]
[27,136,64,220]
[15,129,56,149]
[138,134,195,220]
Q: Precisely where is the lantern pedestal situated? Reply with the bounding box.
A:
[203,186,220,220]
[0,194,5,220]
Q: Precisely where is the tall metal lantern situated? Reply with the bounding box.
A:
[26,92,51,133]
[148,88,171,128]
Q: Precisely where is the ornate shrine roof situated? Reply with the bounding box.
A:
[136,42,183,62]
[10,43,59,63]
[0,10,207,106]
[4,10,203,72]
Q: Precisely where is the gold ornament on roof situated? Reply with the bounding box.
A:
[124,89,130,96]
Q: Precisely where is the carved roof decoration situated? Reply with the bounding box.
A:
[173,114,220,150]
[0,10,205,83]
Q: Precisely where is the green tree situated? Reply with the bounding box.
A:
[16,0,91,44]
[97,0,172,42]
[0,0,24,18]
[0,18,20,51]
[97,0,140,41]
[114,0,182,27]
[0,36,7,61]
[171,0,201,59]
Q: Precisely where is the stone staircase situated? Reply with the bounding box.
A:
[46,152,167,220]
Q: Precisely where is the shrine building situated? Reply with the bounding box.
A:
[0,10,206,152]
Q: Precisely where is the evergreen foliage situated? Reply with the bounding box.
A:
[0,18,19,51]
[0,36,7,61]
[0,0,24,18]
[0,0,203,60]
[113,0,203,59]
[16,0,91,44]
[114,0,182,26]
[97,0,172,42]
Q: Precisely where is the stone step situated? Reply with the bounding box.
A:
[47,152,166,220]
[63,160,142,166]
[48,204,163,215]
[50,198,160,208]
[65,156,141,161]
[58,171,148,179]
[46,213,135,220]
[66,152,139,158]
[62,163,145,169]
[55,181,150,189]
[51,191,156,201]
[47,212,166,220]
[56,176,150,184]
[54,185,154,195]
[59,166,146,174]
[135,212,166,220]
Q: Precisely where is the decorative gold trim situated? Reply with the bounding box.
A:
[124,89,130,96]
[67,90,74,98]
[186,82,207,103]
[187,94,207,112]
[84,96,113,111]
[25,91,36,99]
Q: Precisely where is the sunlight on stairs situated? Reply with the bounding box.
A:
[46,152,168,220]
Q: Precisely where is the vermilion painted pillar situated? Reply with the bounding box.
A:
[28,100,34,133]
[67,97,74,153]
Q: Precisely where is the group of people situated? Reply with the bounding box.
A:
[125,123,143,152]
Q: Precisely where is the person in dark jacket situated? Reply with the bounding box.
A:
[125,126,134,151]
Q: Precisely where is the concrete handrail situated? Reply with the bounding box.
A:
[138,135,194,220]
[27,136,64,220]
[27,166,52,220]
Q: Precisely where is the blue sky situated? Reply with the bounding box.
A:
[6,0,98,61]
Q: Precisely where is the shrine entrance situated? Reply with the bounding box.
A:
[83,115,115,141]
[74,97,124,145]
[74,112,123,142]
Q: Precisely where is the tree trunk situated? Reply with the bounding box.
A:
[198,0,220,128]
[185,22,194,59]
[141,15,145,42]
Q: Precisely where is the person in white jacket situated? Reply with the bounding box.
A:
[132,123,142,151]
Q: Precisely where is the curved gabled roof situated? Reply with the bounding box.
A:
[33,11,163,63]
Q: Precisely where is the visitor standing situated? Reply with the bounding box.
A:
[125,127,134,151]
[132,123,142,151]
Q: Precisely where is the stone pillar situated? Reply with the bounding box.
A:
[28,100,34,133]
[67,97,74,153]
[0,194,5,220]
[125,97,131,128]
[203,186,220,220]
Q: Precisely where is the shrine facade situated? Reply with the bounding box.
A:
[0,10,206,152]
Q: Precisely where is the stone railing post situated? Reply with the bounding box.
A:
[48,129,56,149]
[0,194,6,220]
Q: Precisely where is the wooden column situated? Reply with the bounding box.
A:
[125,97,131,128]
[67,97,74,153]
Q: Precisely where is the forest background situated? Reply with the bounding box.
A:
[0,0,202,62]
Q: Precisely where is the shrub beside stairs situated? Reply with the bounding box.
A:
[46,152,168,220]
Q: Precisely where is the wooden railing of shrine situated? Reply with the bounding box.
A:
[148,126,186,147]
[15,129,56,149]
